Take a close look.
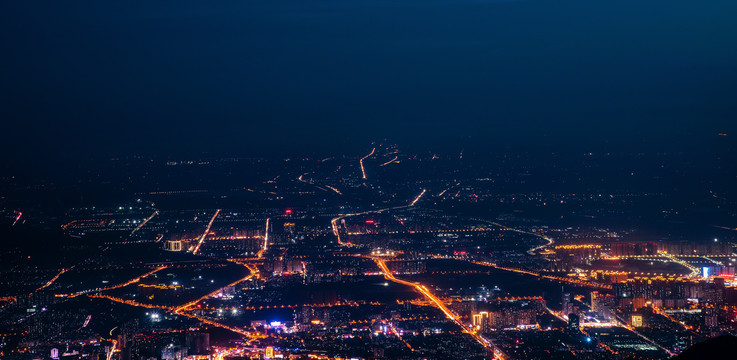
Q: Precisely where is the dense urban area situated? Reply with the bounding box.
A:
[1,142,735,360]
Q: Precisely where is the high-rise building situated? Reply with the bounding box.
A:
[568,313,580,332]
[185,331,209,355]
[591,291,615,320]
[562,292,571,315]
[591,291,599,310]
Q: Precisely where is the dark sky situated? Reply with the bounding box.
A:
[1,0,736,162]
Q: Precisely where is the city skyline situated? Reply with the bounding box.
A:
[1,1,737,360]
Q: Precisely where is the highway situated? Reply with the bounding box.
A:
[191,209,221,255]
[326,184,504,358]
[173,273,256,314]
[467,258,612,290]
[106,339,117,360]
[174,259,260,314]
[660,252,701,278]
[90,259,263,341]
[298,173,342,195]
[55,266,170,299]
[542,304,618,354]
[330,189,427,246]
[35,268,70,292]
[379,156,399,167]
[409,189,426,206]
[88,294,171,310]
[372,257,506,360]
[436,182,461,197]
[324,185,342,195]
[12,211,22,226]
[359,148,375,179]
[97,266,168,293]
[544,301,674,356]
[172,259,263,339]
[472,217,554,255]
[130,210,158,236]
[257,218,270,258]
[386,320,414,351]
[615,314,676,356]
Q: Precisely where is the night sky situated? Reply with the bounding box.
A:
[1,0,736,163]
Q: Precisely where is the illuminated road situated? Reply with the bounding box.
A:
[88,294,172,310]
[601,253,705,278]
[386,321,414,351]
[409,189,426,206]
[91,291,262,340]
[324,185,342,195]
[35,268,70,292]
[467,259,612,290]
[616,316,676,356]
[0,296,17,308]
[298,173,342,195]
[55,265,170,299]
[379,156,399,167]
[91,260,263,341]
[373,257,505,360]
[172,259,264,340]
[359,147,375,179]
[331,215,349,246]
[437,182,461,197]
[173,262,259,314]
[98,266,168,292]
[106,339,118,360]
[544,302,674,356]
[241,262,261,280]
[257,218,270,258]
[324,186,517,359]
[12,211,22,226]
[191,209,221,255]
[703,256,723,266]
[130,210,158,236]
[472,218,554,255]
[712,225,737,232]
[542,304,618,354]
[82,314,91,328]
[178,312,262,339]
[651,306,694,330]
[331,189,426,246]
[660,252,700,278]
[93,290,261,339]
